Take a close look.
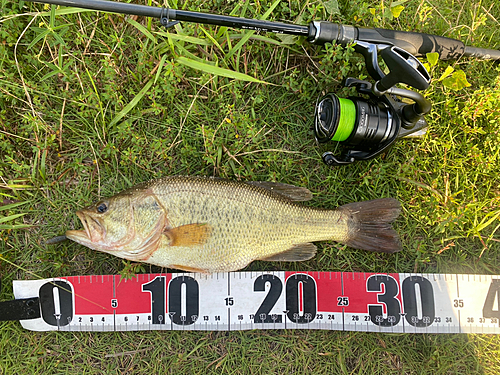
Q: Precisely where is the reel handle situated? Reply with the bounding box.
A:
[376,47,431,92]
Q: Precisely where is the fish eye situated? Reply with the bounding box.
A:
[96,201,108,213]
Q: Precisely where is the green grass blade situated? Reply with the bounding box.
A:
[108,79,154,127]
[39,7,95,16]
[0,224,31,230]
[127,18,157,44]
[176,57,267,84]
[260,0,283,21]
[475,210,500,233]
[229,34,281,45]
[40,69,62,82]
[155,31,212,46]
[198,26,224,53]
[224,0,282,62]
[0,213,26,224]
[0,184,32,190]
[214,1,243,39]
[0,201,30,212]
[166,37,208,63]
[154,54,169,85]
[27,28,51,50]
[49,4,56,28]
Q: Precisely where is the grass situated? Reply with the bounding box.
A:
[1,0,500,373]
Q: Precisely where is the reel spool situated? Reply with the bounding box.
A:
[315,93,395,155]
[314,46,432,166]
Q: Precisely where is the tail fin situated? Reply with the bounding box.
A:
[339,198,402,253]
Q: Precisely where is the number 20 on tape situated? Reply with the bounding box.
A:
[12,272,500,333]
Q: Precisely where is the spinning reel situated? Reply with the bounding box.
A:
[314,43,432,166]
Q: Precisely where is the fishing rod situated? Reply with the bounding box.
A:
[28,0,500,166]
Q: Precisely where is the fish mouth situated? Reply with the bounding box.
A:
[66,210,105,245]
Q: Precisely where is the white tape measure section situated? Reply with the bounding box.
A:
[12,272,500,333]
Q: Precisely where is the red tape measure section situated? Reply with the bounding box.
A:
[65,274,174,314]
[12,272,500,333]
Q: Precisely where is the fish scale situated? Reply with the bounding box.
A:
[65,176,402,273]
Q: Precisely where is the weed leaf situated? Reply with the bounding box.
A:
[276,34,297,45]
[426,52,440,67]
[438,65,454,81]
[27,28,50,50]
[442,70,471,91]
[323,0,340,15]
[390,5,405,18]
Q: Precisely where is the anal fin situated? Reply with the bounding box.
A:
[259,243,317,262]
[170,264,210,274]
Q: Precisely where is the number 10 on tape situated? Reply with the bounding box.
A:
[12,272,500,333]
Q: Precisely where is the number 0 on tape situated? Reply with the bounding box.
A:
[10,272,500,333]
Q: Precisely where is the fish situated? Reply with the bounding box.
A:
[65,176,402,273]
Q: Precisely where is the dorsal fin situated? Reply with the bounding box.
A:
[259,243,317,262]
[248,181,313,201]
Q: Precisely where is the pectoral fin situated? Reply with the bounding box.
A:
[164,223,212,247]
[259,243,317,262]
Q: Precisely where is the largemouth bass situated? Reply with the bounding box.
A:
[66,176,402,273]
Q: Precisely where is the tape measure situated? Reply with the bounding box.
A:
[7,272,500,333]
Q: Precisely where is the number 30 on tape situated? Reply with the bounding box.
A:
[12,272,500,333]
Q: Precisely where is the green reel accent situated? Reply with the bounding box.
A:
[331,97,356,142]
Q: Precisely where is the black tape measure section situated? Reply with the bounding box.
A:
[0,297,40,321]
[0,278,41,321]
